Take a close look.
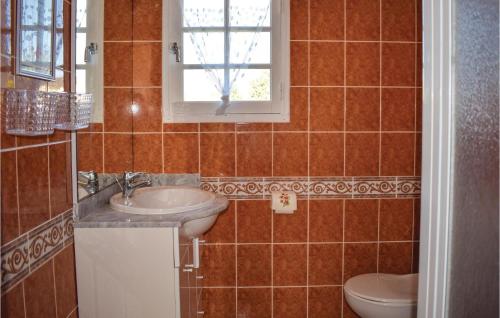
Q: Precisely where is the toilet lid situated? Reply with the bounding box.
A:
[345,273,418,304]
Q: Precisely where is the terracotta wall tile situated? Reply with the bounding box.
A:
[236,123,272,132]
[104,0,133,41]
[310,42,344,86]
[1,283,25,318]
[163,133,199,173]
[346,0,380,41]
[343,243,378,282]
[343,299,362,318]
[133,134,162,173]
[290,0,309,40]
[273,133,308,176]
[273,288,307,318]
[309,244,342,285]
[273,244,307,286]
[345,199,378,242]
[309,200,343,242]
[163,123,199,133]
[18,147,50,234]
[104,42,133,86]
[379,199,414,241]
[17,135,48,147]
[1,151,18,243]
[132,88,162,132]
[237,288,272,318]
[309,133,344,176]
[237,245,272,286]
[200,245,236,286]
[379,242,413,274]
[200,133,235,177]
[413,199,421,241]
[310,0,344,40]
[291,41,309,86]
[346,42,380,86]
[415,133,422,176]
[77,133,104,173]
[237,200,272,243]
[236,133,272,176]
[202,201,235,243]
[345,133,380,176]
[274,87,308,131]
[54,245,77,318]
[310,88,344,131]
[133,0,162,40]
[133,42,162,86]
[382,0,416,41]
[49,143,73,217]
[382,43,416,86]
[380,133,415,176]
[308,287,342,318]
[24,261,57,318]
[201,123,235,132]
[104,134,133,173]
[381,88,416,131]
[346,88,380,131]
[273,200,308,242]
[201,288,236,318]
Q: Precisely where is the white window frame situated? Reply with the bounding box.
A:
[162,0,290,123]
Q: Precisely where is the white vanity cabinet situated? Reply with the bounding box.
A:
[75,227,203,318]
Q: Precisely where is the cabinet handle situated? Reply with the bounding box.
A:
[183,268,193,272]
[197,311,205,315]
[193,238,200,269]
[196,276,204,280]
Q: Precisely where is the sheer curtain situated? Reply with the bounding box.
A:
[179,0,271,114]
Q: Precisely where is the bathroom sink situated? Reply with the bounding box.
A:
[110,186,216,215]
[110,186,223,238]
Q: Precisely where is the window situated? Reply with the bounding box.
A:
[163,0,290,123]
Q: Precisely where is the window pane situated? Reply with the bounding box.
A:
[76,32,87,65]
[76,69,86,93]
[230,69,270,101]
[183,32,224,64]
[184,69,223,101]
[230,32,270,64]
[230,0,271,27]
[184,0,224,27]
[76,0,87,28]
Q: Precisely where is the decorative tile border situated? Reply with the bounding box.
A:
[1,209,74,294]
[201,176,421,199]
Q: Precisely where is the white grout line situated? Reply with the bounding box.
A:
[290,39,423,44]
[52,259,60,318]
[0,140,70,153]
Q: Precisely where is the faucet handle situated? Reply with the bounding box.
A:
[123,171,150,182]
[79,171,98,182]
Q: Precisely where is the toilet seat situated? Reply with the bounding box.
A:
[344,273,418,305]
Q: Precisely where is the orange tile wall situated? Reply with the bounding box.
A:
[1,0,78,317]
[79,0,423,317]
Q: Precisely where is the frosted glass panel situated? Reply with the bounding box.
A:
[230,69,270,101]
[184,69,223,101]
[183,0,224,27]
[230,0,271,27]
[183,32,224,64]
[230,32,270,64]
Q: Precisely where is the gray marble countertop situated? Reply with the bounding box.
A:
[75,195,229,228]
[74,173,229,228]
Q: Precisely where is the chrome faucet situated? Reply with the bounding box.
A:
[122,172,152,200]
[78,171,99,194]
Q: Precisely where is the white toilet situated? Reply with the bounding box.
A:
[344,273,418,318]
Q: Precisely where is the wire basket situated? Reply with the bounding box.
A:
[54,93,93,130]
[4,89,57,136]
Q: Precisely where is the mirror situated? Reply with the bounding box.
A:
[16,0,57,80]
[75,0,133,200]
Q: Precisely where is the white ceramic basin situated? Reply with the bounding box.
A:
[110,186,223,238]
[110,186,216,215]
